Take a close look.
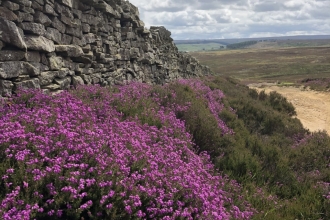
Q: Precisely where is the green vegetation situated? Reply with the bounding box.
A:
[1,77,329,219]
[227,41,258,49]
[201,76,330,219]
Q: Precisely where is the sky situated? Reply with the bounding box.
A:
[128,0,330,40]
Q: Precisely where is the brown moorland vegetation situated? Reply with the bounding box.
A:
[191,46,330,84]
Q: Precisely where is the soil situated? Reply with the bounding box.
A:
[249,84,330,134]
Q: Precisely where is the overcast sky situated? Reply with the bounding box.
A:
[128,0,330,40]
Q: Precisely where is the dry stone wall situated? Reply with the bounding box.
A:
[0,0,211,97]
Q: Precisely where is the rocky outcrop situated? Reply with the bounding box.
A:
[0,0,211,97]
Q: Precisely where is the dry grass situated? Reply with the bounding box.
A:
[191,47,330,84]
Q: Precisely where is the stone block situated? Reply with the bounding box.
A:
[16,11,34,22]
[0,6,18,21]
[54,76,71,89]
[25,51,40,62]
[61,34,72,44]
[51,17,66,33]
[45,27,62,44]
[34,11,52,26]
[44,4,58,16]
[0,50,26,61]
[60,0,73,8]
[3,1,20,11]
[38,71,56,85]
[42,83,61,90]
[48,56,63,70]
[0,61,39,79]
[15,78,40,90]
[72,75,84,86]
[24,35,55,52]
[55,45,84,57]
[0,79,14,97]
[20,22,46,36]
[0,17,26,50]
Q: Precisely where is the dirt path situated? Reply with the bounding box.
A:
[249,84,330,134]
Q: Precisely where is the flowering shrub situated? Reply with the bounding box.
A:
[0,83,253,219]
[177,79,233,135]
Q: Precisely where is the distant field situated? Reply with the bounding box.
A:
[175,43,226,52]
[176,39,330,52]
[247,39,330,49]
[191,47,330,84]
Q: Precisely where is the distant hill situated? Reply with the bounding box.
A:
[174,35,330,45]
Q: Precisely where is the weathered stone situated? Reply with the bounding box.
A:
[0,6,18,21]
[15,78,40,90]
[31,1,43,11]
[61,34,72,44]
[94,1,116,17]
[38,71,56,85]
[20,22,46,36]
[60,14,73,27]
[83,33,96,44]
[42,83,61,90]
[72,52,93,64]
[82,23,90,33]
[48,56,63,70]
[65,27,82,38]
[0,50,26,61]
[40,53,48,66]
[45,27,62,44]
[72,37,86,46]
[130,48,140,59]
[55,45,84,57]
[10,0,32,7]
[72,75,84,86]
[54,76,71,89]
[0,80,14,97]
[56,68,70,78]
[82,44,91,53]
[0,41,4,50]
[3,1,20,11]
[44,4,58,16]
[60,0,73,8]
[16,11,34,22]
[72,9,82,19]
[76,67,94,75]
[29,62,47,74]
[0,61,39,79]
[12,74,30,82]
[34,11,52,26]
[25,51,41,62]
[81,74,91,84]
[51,17,66,33]
[0,17,26,50]
[25,35,55,52]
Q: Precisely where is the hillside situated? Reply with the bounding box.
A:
[1,78,329,219]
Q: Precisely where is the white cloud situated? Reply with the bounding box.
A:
[129,0,330,39]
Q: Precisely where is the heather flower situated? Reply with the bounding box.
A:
[0,83,253,219]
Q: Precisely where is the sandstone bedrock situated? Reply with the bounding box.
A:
[0,0,211,97]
